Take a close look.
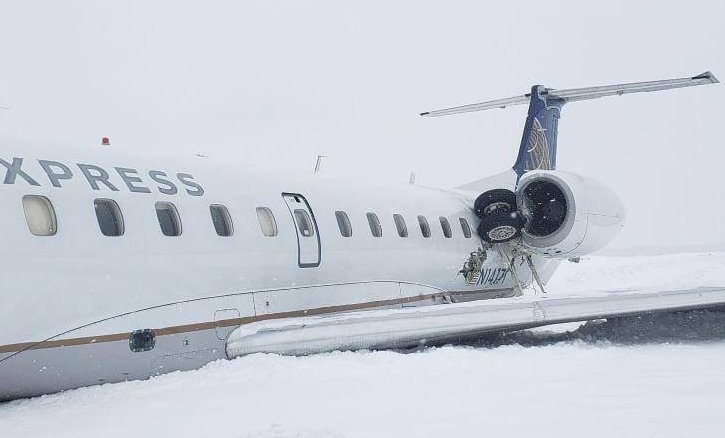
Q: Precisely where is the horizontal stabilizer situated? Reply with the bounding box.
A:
[421,71,719,117]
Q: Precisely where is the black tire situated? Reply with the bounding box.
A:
[474,189,518,218]
[477,212,524,244]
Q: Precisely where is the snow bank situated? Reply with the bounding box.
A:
[548,251,725,295]
[3,344,725,438]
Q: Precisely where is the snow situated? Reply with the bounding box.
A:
[2,252,725,438]
[547,251,725,295]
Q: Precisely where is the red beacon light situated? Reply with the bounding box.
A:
[101,136,110,146]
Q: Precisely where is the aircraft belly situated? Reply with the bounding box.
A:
[6,285,723,400]
[0,280,486,400]
[0,327,226,401]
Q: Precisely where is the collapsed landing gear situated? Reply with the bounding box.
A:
[474,189,524,244]
[474,189,517,218]
[478,213,524,243]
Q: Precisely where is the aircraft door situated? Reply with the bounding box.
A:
[282,193,321,268]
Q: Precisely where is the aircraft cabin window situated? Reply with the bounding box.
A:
[94,199,124,237]
[155,202,182,237]
[417,215,431,238]
[459,217,472,238]
[22,195,57,236]
[210,204,233,237]
[393,214,408,238]
[294,209,315,237]
[256,207,278,237]
[366,212,382,237]
[440,216,453,238]
[335,211,353,237]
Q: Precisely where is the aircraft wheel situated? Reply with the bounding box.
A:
[474,189,518,218]
[478,212,524,243]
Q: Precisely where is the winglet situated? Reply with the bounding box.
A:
[693,71,719,83]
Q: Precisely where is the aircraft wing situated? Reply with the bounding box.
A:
[226,287,725,356]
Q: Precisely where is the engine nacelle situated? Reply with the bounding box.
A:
[516,170,625,257]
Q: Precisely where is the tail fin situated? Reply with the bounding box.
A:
[514,85,562,176]
[421,72,719,178]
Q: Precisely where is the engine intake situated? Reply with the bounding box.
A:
[516,171,625,257]
[522,179,568,237]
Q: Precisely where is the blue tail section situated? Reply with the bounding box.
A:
[512,86,566,178]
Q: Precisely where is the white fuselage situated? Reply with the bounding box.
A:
[0,141,558,400]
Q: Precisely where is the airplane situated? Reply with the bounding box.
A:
[0,72,721,401]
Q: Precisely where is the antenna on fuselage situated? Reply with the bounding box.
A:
[313,155,327,174]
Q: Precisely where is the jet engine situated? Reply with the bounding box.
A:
[515,170,625,257]
[473,171,624,257]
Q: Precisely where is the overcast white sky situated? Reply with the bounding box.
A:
[0,1,723,250]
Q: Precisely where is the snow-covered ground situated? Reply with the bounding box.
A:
[2,252,725,438]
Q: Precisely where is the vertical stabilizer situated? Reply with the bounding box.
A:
[513,86,565,177]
